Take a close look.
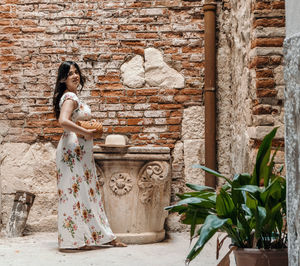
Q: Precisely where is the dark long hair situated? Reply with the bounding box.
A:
[53,61,86,119]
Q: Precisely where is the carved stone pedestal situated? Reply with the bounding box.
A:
[93,146,171,244]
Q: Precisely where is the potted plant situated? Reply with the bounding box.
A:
[166,128,287,265]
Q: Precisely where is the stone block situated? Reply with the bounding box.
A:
[120,55,145,88]
[274,65,285,85]
[183,139,205,185]
[144,48,185,89]
[252,115,275,126]
[0,142,57,232]
[0,143,57,194]
[182,106,204,140]
[248,126,284,140]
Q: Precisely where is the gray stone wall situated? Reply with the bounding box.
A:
[284,1,300,264]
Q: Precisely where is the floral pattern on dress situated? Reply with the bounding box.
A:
[81,204,94,223]
[56,92,116,249]
[63,216,78,238]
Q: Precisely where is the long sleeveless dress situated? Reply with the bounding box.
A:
[56,92,116,249]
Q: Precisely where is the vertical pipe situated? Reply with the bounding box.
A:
[203,2,217,188]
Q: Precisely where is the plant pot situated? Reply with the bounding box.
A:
[234,248,288,266]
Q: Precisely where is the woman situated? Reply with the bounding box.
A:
[53,61,126,250]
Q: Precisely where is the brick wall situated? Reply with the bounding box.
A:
[250,0,285,145]
[216,0,285,178]
[0,0,205,148]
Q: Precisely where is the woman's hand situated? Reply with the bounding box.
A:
[83,129,97,140]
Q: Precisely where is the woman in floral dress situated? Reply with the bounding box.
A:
[53,61,126,250]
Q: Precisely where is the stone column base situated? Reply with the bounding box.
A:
[116,230,165,244]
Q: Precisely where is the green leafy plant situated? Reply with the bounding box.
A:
[165,128,287,264]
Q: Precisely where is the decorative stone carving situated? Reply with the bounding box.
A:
[109,173,133,196]
[95,164,105,186]
[138,161,170,204]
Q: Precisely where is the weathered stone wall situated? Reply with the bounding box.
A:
[0,143,57,232]
[217,0,285,181]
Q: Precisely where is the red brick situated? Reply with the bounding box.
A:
[249,57,269,68]
[91,90,101,97]
[120,96,147,104]
[96,83,124,90]
[182,47,204,53]
[127,118,143,126]
[101,90,124,97]
[270,56,282,66]
[166,118,182,124]
[152,104,182,110]
[169,125,181,132]
[251,38,284,48]
[256,89,278,98]
[136,33,159,39]
[114,126,141,133]
[22,27,45,33]
[256,79,275,89]
[272,1,285,9]
[253,105,278,115]
[42,127,63,134]
[256,70,273,78]
[0,20,10,26]
[135,89,159,96]
[253,18,285,28]
[180,88,201,95]
[174,95,191,103]
[105,97,120,104]
[98,75,120,82]
[149,96,174,103]
[159,132,180,139]
[83,54,98,61]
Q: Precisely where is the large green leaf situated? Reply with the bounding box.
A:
[186,183,215,192]
[186,215,229,263]
[255,206,267,239]
[260,178,282,204]
[251,127,278,185]
[181,210,213,225]
[192,164,233,185]
[264,148,278,186]
[235,185,262,194]
[246,193,258,212]
[232,174,252,205]
[216,188,235,219]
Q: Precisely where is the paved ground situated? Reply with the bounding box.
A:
[0,232,235,266]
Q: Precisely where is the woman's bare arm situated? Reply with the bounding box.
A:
[58,99,96,140]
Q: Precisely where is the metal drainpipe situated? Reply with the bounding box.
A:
[203,2,217,188]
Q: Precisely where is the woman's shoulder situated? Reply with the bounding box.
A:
[59,92,80,108]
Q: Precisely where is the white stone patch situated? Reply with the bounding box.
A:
[120,55,145,88]
[248,125,284,139]
[144,48,185,89]
[183,139,205,185]
[182,106,205,140]
[120,48,185,89]
[274,65,285,85]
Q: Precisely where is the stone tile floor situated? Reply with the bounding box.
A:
[0,232,235,266]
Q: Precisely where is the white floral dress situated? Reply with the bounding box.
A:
[56,92,116,249]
